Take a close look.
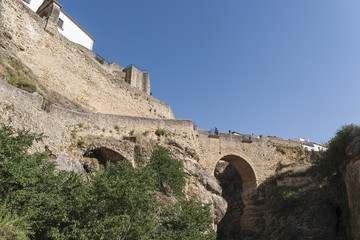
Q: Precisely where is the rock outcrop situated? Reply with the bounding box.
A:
[345,128,360,240]
[215,160,342,240]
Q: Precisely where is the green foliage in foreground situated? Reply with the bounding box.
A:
[0,126,215,240]
[148,146,186,197]
[319,124,359,178]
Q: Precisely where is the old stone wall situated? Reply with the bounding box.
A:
[0,82,194,157]
[0,0,175,119]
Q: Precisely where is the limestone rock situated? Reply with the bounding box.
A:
[206,177,222,195]
[165,138,184,150]
[55,152,86,175]
[211,194,228,224]
[183,158,222,195]
[183,157,227,226]
[185,146,198,160]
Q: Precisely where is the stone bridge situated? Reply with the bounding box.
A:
[196,130,302,194]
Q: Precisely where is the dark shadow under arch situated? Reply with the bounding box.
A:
[220,154,257,191]
[215,155,257,240]
[84,147,125,170]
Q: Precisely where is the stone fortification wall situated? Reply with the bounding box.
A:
[0,82,194,157]
[263,136,302,148]
[0,0,175,119]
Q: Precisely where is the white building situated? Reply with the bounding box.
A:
[293,137,328,151]
[22,0,43,12]
[22,0,95,50]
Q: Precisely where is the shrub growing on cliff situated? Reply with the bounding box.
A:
[159,199,216,240]
[318,124,358,179]
[155,129,166,137]
[314,124,359,239]
[148,146,186,196]
[0,202,32,240]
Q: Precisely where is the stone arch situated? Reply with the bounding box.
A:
[84,147,126,169]
[215,154,257,239]
[219,154,257,191]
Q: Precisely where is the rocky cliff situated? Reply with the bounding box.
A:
[345,127,360,240]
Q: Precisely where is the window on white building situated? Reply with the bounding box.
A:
[58,18,64,29]
[23,0,31,3]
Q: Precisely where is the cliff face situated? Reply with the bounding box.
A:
[216,163,343,240]
[345,128,360,240]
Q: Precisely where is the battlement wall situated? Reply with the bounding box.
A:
[0,0,175,119]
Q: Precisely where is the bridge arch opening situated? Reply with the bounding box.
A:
[220,154,257,191]
[215,154,257,240]
[83,147,126,171]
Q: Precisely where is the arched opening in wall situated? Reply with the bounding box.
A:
[83,147,125,171]
[215,155,257,240]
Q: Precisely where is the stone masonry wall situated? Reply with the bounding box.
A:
[0,82,195,157]
[0,0,175,119]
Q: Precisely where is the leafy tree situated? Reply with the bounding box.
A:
[148,146,186,197]
[84,161,159,240]
[319,124,358,178]
[159,199,216,240]
[0,125,215,240]
[0,201,33,240]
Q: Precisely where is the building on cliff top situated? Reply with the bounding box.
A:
[21,0,151,95]
[293,137,328,151]
[21,0,95,50]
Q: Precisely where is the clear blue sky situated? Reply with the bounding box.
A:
[60,0,360,143]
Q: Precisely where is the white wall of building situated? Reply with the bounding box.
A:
[22,0,44,12]
[58,11,94,50]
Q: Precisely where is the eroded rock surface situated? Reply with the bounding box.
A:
[345,128,360,240]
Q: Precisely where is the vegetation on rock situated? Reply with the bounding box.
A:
[0,125,215,240]
[313,124,359,239]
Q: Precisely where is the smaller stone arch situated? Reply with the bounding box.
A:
[220,155,257,191]
[84,147,126,170]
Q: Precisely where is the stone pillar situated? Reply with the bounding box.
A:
[36,0,62,36]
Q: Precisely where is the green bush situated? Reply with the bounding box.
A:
[148,146,186,197]
[317,124,358,178]
[155,129,166,137]
[276,146,286,155]
[0,202,33,240]
[8,76,47,97]
[0,125,215,240]
[159,199,216,240]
